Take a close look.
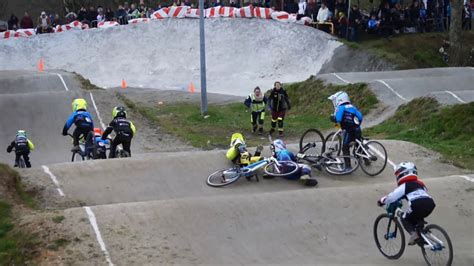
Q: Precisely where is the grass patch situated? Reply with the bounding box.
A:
[74,73,102,90]
[366,97,474,169]
[353,32,474,69]
[118,77,378,148]
[52,216,65,224]
[0,164,37,210]
[47,238,70,251]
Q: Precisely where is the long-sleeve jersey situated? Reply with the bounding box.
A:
[63,110,94,134]
[335,103,363,130]
[7,136,35,153]
[102,117,136,139]
[385,180,432,207]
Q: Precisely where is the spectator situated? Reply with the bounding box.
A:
[8,14,19,30]
[298,0,308,17]
[419,1,428,32]
[183,0,192,6]
[124,2,131,13]
[367,14,380,34]
[105,8,115,21]
[20,12,34,29]
[307,0,318,19]
[409,1,421,28]
[230,0,241,7]
[462,2,471,30]
[85,6,98,24]
[52,14,63,27]
[348,5,362,41]
[97,6,106,22]
[36,11,53,34]
[116,5,128,24]
[337,11,348,38]
[317,2,330,22]
[335,0,347,17]
[129,3,140,18]
[77,6,87,22]
[65,11,78,23]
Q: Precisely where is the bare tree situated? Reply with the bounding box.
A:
[449,0,463,66]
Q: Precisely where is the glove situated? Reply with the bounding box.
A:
[330,115,336,123]
[377,196,387,207]
[62,131,67,136]
[296,153,305,159]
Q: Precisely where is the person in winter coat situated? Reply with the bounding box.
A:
[268,81,291,137]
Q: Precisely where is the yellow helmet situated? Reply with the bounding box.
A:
[72,98,87,112]
[230,133,245,147]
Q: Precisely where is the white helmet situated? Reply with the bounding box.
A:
[328,91,350,109]
[394,162,418,184]
[272,139,286,152]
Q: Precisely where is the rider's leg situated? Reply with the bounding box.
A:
[251,112,258,133]
[121,137,132,156]
[109,139,118,158]
[23,151,31,168]
[402,198,436,245]
[72,128,81,146]
[14,152,21,167]
[342,130,354,168]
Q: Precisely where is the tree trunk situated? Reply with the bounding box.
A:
[449,0,463,66]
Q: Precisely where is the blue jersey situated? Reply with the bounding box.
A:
[65,110,94,130]
[275,150,296,162]
[335,103,363,130]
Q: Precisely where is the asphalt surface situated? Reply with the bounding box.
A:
[1,69,473,264]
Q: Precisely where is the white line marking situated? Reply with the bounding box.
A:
[332,73,351,84]
[89,92,106,130]
[444,90,466,103]
[49,73,70,91]
[84,207,114,266]
[459,175,474,182]
[368,143,397,168]
[42,165,65,197]
[377,80,408,102]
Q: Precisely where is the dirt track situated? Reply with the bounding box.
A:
[1,70,473,265]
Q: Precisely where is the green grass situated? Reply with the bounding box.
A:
[118,77,378,148]
[366,97,474,169]
[0,164,38,210]
[352,32,474,69]
[74,73,103,91]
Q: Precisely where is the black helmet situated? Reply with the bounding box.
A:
[112,106,127,119]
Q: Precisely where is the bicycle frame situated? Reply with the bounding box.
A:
[239,157,281,177]
[328,128,373,160]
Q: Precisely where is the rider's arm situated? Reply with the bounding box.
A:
[244,95,251,108]
[85,112,94,128]
[384,184,406,206]
[130,121,136,137]
[63,112,76,135]
[102,126,113,140]
[335,106,344,123]
[355,107,363,123]
[6,141,15,153]
[27,139,35,151]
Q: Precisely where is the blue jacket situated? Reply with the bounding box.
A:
[335,103,363,130]
[275,150,296,162]
[63,110,94,134]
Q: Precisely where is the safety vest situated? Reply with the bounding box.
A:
[250,94,266,112]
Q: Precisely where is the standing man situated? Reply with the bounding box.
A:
[244,87,267,135]
[268,81,291,137]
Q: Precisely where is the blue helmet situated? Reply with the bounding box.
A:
[272,139,286,152]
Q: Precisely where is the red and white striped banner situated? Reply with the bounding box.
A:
[152,8,169,19]
[1,30,15,39]
[185,8,200,18]
[219,6,236,17]
[129,18,151,24]
[235,5,254,18]
[254,7,273,19]
[296,16,312,25]
[271,11,289,22]
[14,29,35,37]
[206,6,221,18]
[169,6,189,18]
[97,21,120,28]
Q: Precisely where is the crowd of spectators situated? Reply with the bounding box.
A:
[3,0,472,39]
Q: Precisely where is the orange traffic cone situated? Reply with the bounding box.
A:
[188,82,196,93]
[121,79,127,89]
[38,58,44,72]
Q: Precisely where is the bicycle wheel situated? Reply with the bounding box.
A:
[71,152,84,162]
[18,158,26,169]
[374,214,406,260]
[299,129,325,156]
[207,168,241,187]
[323,155,359,175]
[325,131,342,156]
[421,224,453,266]
[118,150,130,158]
[356,140,388,176]
[264,161,299,177]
